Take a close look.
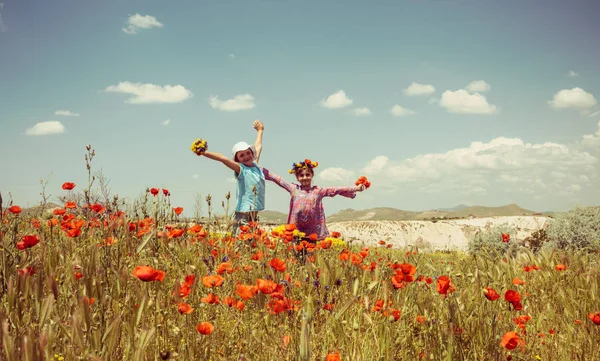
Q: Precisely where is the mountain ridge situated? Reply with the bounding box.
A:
[259,203,544,224]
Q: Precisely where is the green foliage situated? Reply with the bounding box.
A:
[467,223,515,258]
[546,206,600,252]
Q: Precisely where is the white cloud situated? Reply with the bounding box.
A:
[362,156,389,175]
[104,82,192,104]
[123,14,163,34]
[404,82,436,96]
[320,90,353,109]
[589,110,600,117]
[363,132,598,198]
[581,121,600,149]
[25,121,65,136]
[161,119,170,126]
[209,94,255,111]
[548,88,597,112]
[192,174,199,179]
[319,167,353,182]
[568,70,579,77]
[440,89,498,114]
[349,107,371,116]
[465,80,490,93]
[55,110,80,117]
[228,54,235,58]
[498,174,519,183]
[390,105,416,117]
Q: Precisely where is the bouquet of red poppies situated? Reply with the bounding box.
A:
[355,176,371,189]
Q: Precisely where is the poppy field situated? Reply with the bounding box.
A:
[1,182,600,361]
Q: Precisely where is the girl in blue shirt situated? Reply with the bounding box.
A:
[195,120,265,234]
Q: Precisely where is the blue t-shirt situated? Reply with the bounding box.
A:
[235,162,265,212]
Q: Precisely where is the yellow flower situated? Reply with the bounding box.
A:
[326,237,347,249]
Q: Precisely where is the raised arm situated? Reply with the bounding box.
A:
[200,151,241,174]
[253,120,264,164]
[262,168,294,193]
[318,185,363,199]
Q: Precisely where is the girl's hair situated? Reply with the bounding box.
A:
[294,167,314,176]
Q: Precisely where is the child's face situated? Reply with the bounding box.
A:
[236,149,254,165]
[295,168,313,187]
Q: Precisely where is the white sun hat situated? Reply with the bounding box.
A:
[231,141,256,161]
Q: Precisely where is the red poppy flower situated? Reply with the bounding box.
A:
[65,201,77,209]
[83,297,95,306]
[16,234,40,250]
[589,312,600,325]
[256,279,278,294]
[132,266,165,282]
[325,352,341,361]
[236,284,258,300]
[501,233,510,243]
[178,302,193,314]
[8,206,22,214]
[162,188,170,196]
[512,278,525,286]
[555,264,567,271]
[90,203,105,214]
[18,266,36,276]
[177,275,195,298]
[500,331,524,350]
[173,207,183,215]
[202,275,224,288]
[62,182,76,190]
[201,293,220,304]
[53,208,66,216]
[355,175,371,189]
[149,188,159,196]
[436,275,456,298]
[269,258,287,272]
[484,287,500,301]
[331,231,341,238]
[504,290,522,303]
[196,322,214,335]
[216,262,234,275]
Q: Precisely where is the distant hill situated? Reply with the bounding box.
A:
[327,207,422,223]
[324,203,539,222]
[19,202,61,217]
[442,203,536,218]
[435,204,470,211]
[259,210,288,224]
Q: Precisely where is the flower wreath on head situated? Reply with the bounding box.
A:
[288,159,319,174]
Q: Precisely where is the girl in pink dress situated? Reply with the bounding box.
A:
[262,159,366,240]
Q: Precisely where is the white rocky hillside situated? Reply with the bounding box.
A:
[327,216,550,251]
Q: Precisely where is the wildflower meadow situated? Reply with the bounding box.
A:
[1,146,600,361]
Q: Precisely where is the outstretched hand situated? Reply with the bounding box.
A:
[253,120,264,132]
[356,184,366,192]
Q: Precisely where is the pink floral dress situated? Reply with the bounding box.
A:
[262,168,357,240]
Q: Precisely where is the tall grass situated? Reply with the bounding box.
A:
[1,146,599,361]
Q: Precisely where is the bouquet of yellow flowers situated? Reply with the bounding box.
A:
[190,139,208,155]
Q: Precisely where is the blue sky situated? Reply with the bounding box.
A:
[1,0,599,215]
